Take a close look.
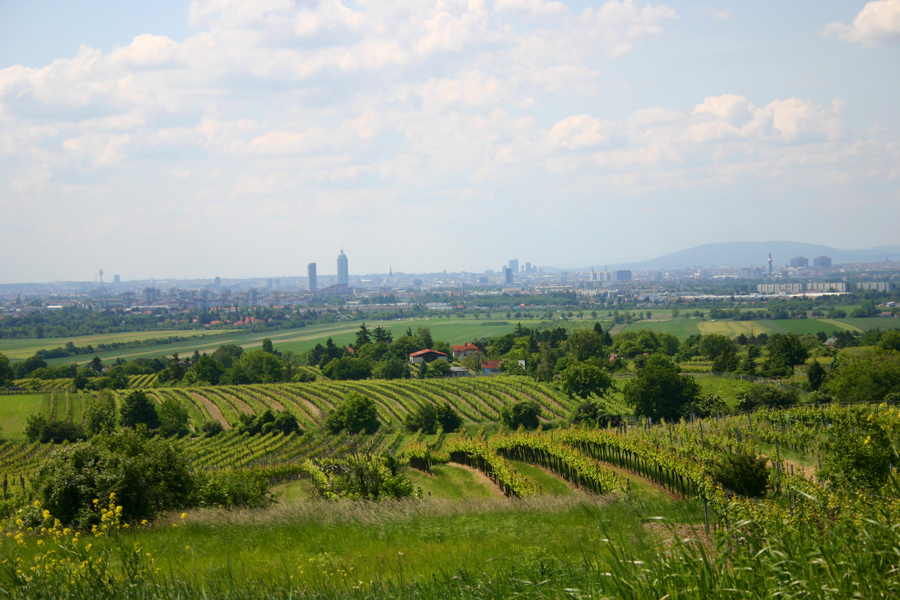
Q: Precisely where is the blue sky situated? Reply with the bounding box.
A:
[1,0,898,282]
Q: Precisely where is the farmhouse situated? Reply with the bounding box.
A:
[408,349,449,365]
[481,360,501,374]
[451,342,481,359]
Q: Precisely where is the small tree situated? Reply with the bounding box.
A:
[158,397,190,437]
[325,392,380,434]
[500,399,541,430]
[623,354,701,421]
[120,390,160,430]
[83,390,117,437]
[559,361,613,400]
[806,359,826,391]
[405,401,462,434]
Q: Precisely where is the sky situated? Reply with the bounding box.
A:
[1,0,898,283]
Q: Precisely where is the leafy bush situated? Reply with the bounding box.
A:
[559,361,613,400]
[31,430,194,527]
[405,401,462,434]
[200,420,225,437]
[819,418,893,493]
[736,385,799,411]
[191,469,275,508]
[623,354,701,420]
[324,392,380,434]
[711,453,769,497]
[158,397,190,437]
[500,399,541,430]
[82,391,116,437]
[119,390,159,430]
[682,394,727,419]
[25,415,84,444]
[316,452,414,500]
[569,397,623,428]
[236,409,301,436]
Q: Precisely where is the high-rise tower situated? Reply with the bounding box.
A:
[337,250,349,286]
[307,262,317,292]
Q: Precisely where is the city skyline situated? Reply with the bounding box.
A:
[1,1,898,283]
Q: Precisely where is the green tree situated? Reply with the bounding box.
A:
[261,338,277,354]
[568,330,604,362]
[559,361,613,400]
[322,357,371,380]
[500,399,541,430]
[806,359,826,391]
[825,349,900,404]
[119,390,160,430]
[83,390,117,437]
[711,344,739,373]
[324,392,380,434]
[355,323,372,348]
[158,397,190,437]
[188,354,225,385]
[416,327,434,349]
[373,358,407,380]
[699,334,732,361]
[425,359,451,378]
[239,349,288,383]
[31,429,194,527]
[405,401,462,434]
[879,330,900,353]
[820,417,893,493]
[372,326,393,344]
[0,353,13,387]
[766,333,809,372]
[212,344,243,369]
[623,355,701,420]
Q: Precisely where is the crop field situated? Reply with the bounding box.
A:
[623,316,898,339]
[0,330,229,361]
[31,318,547,367]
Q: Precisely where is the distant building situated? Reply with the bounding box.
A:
[337,250,349,286]
[813,256,832,268]
[525,262,531,273]
[615,270,632,282]
[757,283,804,294]
[409,349,449,365]
[790,256,809,268]
[504,267,513,285]
[858,282,894,292]
[806,282,848,292]
[481,360,501,374]
[307,262,317,292]
[451,343,480,360]
[142,288,158,304]
[113,274,120,284]
[508,259,519,275]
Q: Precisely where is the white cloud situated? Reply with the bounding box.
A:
[822,0,900,46]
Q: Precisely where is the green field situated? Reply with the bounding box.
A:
[0,330,232,361]
[15,318,543,367]
[0,393,48,439]
[622,316,898,340]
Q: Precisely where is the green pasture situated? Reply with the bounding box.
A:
[0,393,48,439]
[406,464,502,499]
[622,316,898,340]
[23,318,547,367]
[691,375,757,408]
[0,330,229,361]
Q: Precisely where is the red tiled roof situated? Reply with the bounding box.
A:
[409,349,447,357]
[452,343,480,352]
[481,360,501,369]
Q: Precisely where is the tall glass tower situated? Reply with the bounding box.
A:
[307,262,317,292]
[337,250,349,285]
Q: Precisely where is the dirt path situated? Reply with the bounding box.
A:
[449,463,505,497]
[220,392,253,414]
[191,392,231,429]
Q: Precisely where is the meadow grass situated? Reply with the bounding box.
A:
[0,330,232,361]
[31,318,553,367]
[0,393,47,439]
[406,464,502,499]
[692,375,756,408]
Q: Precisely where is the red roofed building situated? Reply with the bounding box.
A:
[451,343,481,360]
[409,349,449,365]
[481,360,501,374]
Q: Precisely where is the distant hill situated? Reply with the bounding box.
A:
[567,242,900,272]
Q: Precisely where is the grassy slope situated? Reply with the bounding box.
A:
[0,394,48,439]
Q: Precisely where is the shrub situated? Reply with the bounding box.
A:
[736,385,799,411]
[158,397,190,437]
[191,469,275,509]
[559,361,613,400]
[324,392,380,434]
[405,401,463,434]
[82,390,117,437]
[682,394,727,419]
[119,390,159,430]
[819,418,893,493]
[711,453,769,497]
[31,429,194,527]
[25,415,84,444]
[500,399,541,430]
[236,409,301,436]
[316,453,414,500]
[200,420,225,437]
[569,398,623,428]
[623,354,701,420]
